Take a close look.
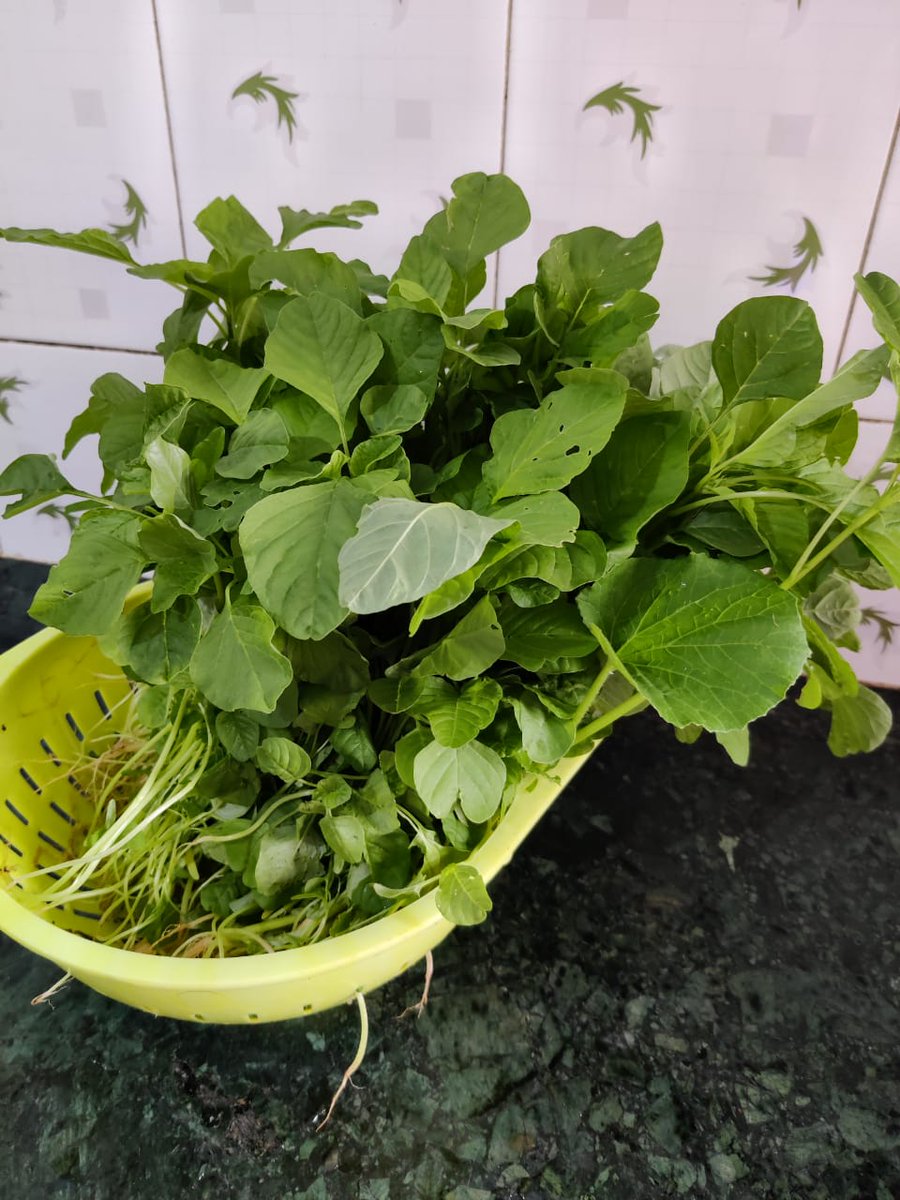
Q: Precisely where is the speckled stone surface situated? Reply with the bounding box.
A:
[1,560,899,1199]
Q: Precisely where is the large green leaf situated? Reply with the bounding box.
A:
[482,368,627,500]
[712,296,823,406]
[338,499,511,614]
[535,223,662,345]
[240,479,372,640]
[144,436,192,514]
[189,598,292,713]
[413,739,507,822]
[139,514,218,613]
[264,294,383,447]
[0,225,134,263]
[424,172,531,282]
[577,555,808,731]
[163,349,268,425]
[435,863,493,925]
[102,596,201,686]
[249,248,362,313]
[855,271,900,351]
[488,492,580,547]
[278,199,378,246]
[366,307,445,396]
[827,685,892,757]
[29,510,144,636]
[500,599,597,670]
[194,196,273,264]
[415,596,505,680]
[215,410,289,479]
[511,693,574,764]
[0,454,78,517]
[423,678,503,748]
[570,411,691,548]
[558,289,660,364]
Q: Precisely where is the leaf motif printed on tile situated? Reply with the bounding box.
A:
[108,180,148,246]
[751,217,824,293]
[232,71,301,142]
[0,375,25,424]
[583,82,661,158]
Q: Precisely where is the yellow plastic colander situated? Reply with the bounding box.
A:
[0,616,590,1024]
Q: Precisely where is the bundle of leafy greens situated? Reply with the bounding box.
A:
[2,173,899,957]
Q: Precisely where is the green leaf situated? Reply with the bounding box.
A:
[332,721,377,772]
[278,199,378,246]
[483,368,627,500]
[368,676,425,714]
[216,711,260,762]
[29,510,144,636]
[144,436,192,513]
[489,492,580,547]
[189,598,292,713]
[338,498,511,614]
[584,82,661,158]
[240,479,372,640]
[413,739,507,822]
[163,349,268,425]
[102,596,201,686]
[500,599,598,671]
[435,863,493,926]
[194,196,273,264]
[854,271,900,351]
[367,307,445,397]
[712,296,823,406]
[139,514,218,613]
[255,736,311,783]
[216,409,289,479]
[390,236,454,315]
[424,678,503,748]
[360,384,429,435]
[577,555,808,731]
[415,596,505,680]
[571,411,691,548]
[64,373,144,469]
[803,575,862,642]
[264,294,383,448]
[511,693,574,764]
[536,224,663,346]
[658,342,715,394]
[249,248,362,312]
[827,685,893,757]
[715,727,750,766]
[0,225,134,264]
[559,290,660,364]
[246,827,304,897]
[0,454,78,517]
[424,172,530,282]
[320,813,366,864]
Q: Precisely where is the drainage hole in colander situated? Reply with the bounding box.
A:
[247,1013,260,1021]
[40,738,61,766]
[64,713,85,742]
[303,1003,313,1012]
[19,768,42,794]
[67,775,86,796]
[71,908,101,921]
[4,798,28,826]
[37,830,65,854]
[49,800,76,826]
[94,690,111,718]
[37,861,61,880]
[0,833,23,857]
[193,1013,207,1022]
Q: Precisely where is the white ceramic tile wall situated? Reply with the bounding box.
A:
[0,343,162,562]
[1,0,900,685]
[154,0,510,281]
[0,0,184,351]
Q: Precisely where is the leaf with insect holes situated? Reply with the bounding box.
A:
[584,82,661,158]
[751,217,823,293]
[108,180,148,246]
[232,71,300,142]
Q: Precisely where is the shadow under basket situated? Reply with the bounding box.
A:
[0,621,591,1024]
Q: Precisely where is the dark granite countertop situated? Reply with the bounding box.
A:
[1,558,899,1199]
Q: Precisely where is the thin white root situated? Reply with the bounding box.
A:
[399,950,434,1020]
[31,973,73,1007]
[316,992,369,1132]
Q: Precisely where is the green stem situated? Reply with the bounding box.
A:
[577,693,647,741]
[571,658,614,727]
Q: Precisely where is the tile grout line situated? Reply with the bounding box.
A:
[151,0,188,259]
[834,105,900,373]
[492,0,516,310]
[0,336,158,358]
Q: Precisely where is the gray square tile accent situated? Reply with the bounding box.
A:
[587,0,629,17]
[395,99,432,140]
[766,114,814,158]
[220,0,254,11]
[79,288,110,319]
[71,89,107,128]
